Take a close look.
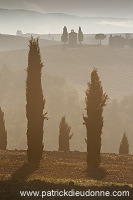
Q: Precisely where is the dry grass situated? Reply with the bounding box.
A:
[0,150,133,186]
[0,150,133,199]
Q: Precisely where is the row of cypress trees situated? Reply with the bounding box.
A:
[58,116,129,155]
[0,37,130,170]
[25,37,130,169]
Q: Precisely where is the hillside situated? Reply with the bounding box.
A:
[0,34,60,51]
[0,45,133,99]
[0,151,133,199]
[0,44,133,153]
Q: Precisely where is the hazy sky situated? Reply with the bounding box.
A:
[0,0,133,18]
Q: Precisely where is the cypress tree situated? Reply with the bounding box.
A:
[61,26,68,44]
[26,37,46,164]
[119,132,129,154]
[83,68,108,169]
[59,116,73,151]
[0,107,7,150]
[109,34,113,47]
[78,26,84,44]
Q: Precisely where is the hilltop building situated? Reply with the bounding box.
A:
[68,29,77,47]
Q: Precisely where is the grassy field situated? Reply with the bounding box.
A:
[0,150,133,199]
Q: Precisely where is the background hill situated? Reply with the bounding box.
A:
[0,34,60,51]
[0,44,133,153]
[0,45,132,99]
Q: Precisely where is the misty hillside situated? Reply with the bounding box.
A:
[0,45,133,99]
[0,34,60,51]
[0,44,133,153]
[1,8,133,34]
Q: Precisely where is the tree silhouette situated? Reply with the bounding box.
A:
[26,37,47,164]
[61,26,68,44]
[78,26,84,44]
[0,107,7,150]
[58,116,73,151]
[95,34,106,45]
[109,34,113,47]
[119,132,129,154]
[83,68,108,169]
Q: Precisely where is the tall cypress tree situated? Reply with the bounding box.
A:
[83,68,108,169]
[0,107,7,150]
[78,26,84,44]
[58,116,73,151]
[26,37,46,164]
[61,26,68,44]
[119,132,129,154]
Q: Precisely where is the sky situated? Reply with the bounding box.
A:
[0,0,133,18]
[0,0,133,34]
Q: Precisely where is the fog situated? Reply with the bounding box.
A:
[0,40,133,154]
[0,9,133,35]
[1,0,133,18]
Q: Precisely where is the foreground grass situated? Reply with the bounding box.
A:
[0,150,133,184]
[0,150,133,199]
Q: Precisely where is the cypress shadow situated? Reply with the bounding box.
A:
[86,167,107,180]
[11,163,38,181]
